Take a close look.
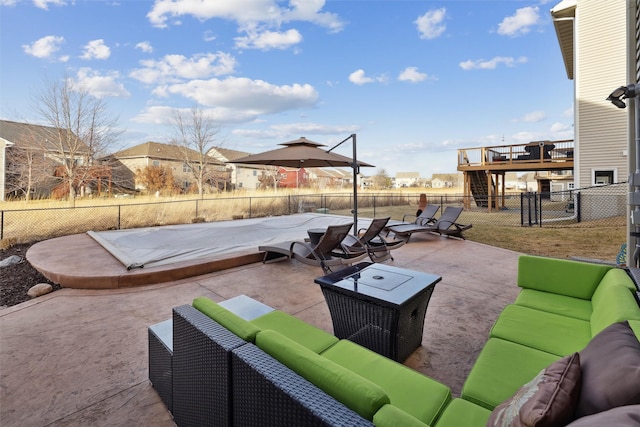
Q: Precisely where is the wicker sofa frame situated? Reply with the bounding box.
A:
[159,304,370,427]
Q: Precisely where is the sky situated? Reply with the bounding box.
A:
[0,0,574,178]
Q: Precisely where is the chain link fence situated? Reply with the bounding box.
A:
[1,184,627,244]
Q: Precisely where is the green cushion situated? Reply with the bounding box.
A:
[433,398,491,427]
[255,329,389,420]
[193,297,261,342]
[251,310,338,353]
[461,338,560,410]
[590,283,640,336]
[598,267,637,291]
[373,404,429,427]
[321,339,451,426]
[517,255,610,299]
[515,288,592,321]
[490,304,591,356]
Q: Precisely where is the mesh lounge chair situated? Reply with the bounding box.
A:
[385,204,440,230]
[342,217,405,262]
[387,206,472,242]
[258,222,368,274]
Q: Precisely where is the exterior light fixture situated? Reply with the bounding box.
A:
[607,84,640,109]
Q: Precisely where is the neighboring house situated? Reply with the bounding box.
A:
[208,147,266,190]
[277,167,309,188]
[430,173,463,189]
[551,0,630,188]
[105,141,228,193]
[395,172,420,188]
[0,120,90,199]
[307,167,351,189]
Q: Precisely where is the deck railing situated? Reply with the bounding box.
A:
[458,140,574,168]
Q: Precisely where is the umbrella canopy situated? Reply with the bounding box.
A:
[231,137,374,168]
[230,136,374,232]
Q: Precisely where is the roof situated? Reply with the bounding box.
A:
[0,119,84,152]
[551,0,576,80]
[209,146,252,161]
[109,141,223,164]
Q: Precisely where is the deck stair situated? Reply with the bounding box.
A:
[468,170,496,208]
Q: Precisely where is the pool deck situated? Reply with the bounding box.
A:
[0,226,521,426]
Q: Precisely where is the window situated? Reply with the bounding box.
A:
[183,163,191,173]
[593,170,615,185]
[568,183,575,190]
[253,170,257,176]
[152,160,160,167]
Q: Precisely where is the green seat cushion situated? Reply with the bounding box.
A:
[251,310,339,353]
[517,255,610,299]
[433,398,491,427]
[461,338,560,410]
[590,282,640,336]
[321,339,451,426]
[255,329,389,420]
[515,289,592,321]
[490,304,591,356]
[373,404,428,427]
[193,297,260,342]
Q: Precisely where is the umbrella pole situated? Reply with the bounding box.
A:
[352,134,358,234]
[330,133,359,234]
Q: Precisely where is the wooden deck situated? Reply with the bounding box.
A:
[457,140,574,211]
[457,139,574,172]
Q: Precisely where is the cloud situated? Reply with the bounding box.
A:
[72,68,130,98]
[348,69,386,85]
[132,105,256,125]
[135,41,153,53]
[146,0,344,32]
[33,0,67,10]
[233,122,360,140]
[398,67,429,83]
[155,76,319,117]
[459,56,527,70]
[22,35,64,59]
[235,28,303,50]
[81,39,111,60]
[130,52,237,84]
[497,6,540,37]
[415,8,446,40]
[513,110,546,123]
[550,122,571,133]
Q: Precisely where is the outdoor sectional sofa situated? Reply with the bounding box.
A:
[149,255,640,426]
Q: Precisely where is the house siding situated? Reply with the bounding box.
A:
[574,0,629,187]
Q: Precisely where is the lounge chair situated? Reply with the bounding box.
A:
[258,222,368,274]
[342,217,405,262]
[385,204,440,230]
[387,206,472,242]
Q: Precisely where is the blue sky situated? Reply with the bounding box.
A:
[0,0,573,177]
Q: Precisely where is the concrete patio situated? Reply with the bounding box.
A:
[0,233,521,426]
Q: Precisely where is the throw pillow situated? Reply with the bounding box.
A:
[576,321,640,417]
[564,405,640,426]
[487,352,581,427]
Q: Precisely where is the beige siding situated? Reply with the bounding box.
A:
[575,0,629,187]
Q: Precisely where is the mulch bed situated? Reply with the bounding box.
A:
[1,243,61,308]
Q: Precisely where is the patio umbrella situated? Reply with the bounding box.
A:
[231,135,374,231]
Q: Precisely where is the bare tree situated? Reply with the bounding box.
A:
[32,75,121,202]
[171,106,228,196]
[4,144,53,201]
[372,168,391,189]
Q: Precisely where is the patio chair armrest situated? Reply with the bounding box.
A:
[401,214,418,222]
[415,217,436,226]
